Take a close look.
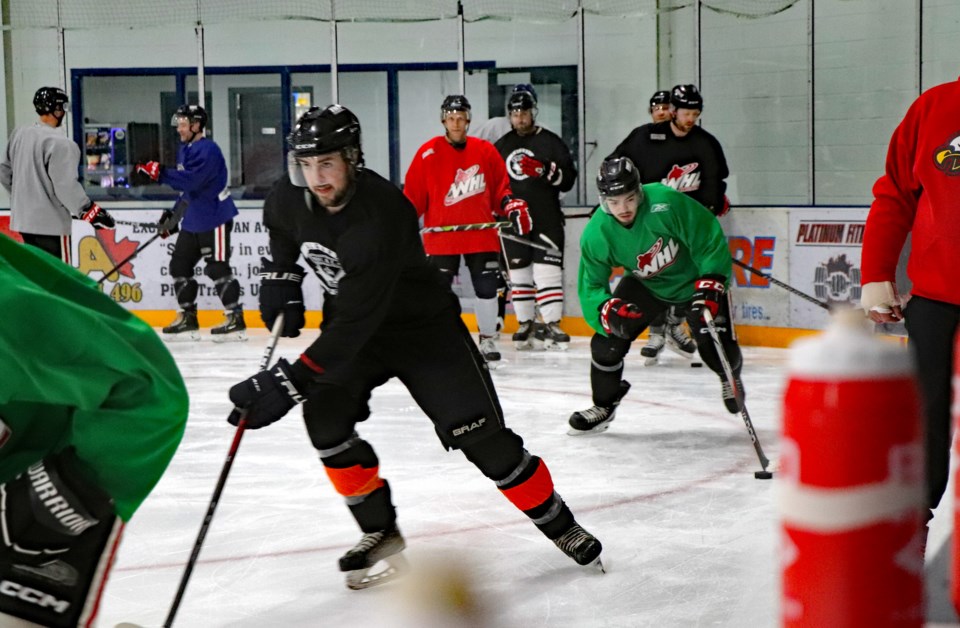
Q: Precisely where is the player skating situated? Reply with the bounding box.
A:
[569,156,744,435]
[132,104,244,341]
[0,233,188,627]
[495,85,577,350]
[228,105,602,590]
[403,95,531,364]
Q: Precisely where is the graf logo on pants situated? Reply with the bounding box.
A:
[452,417,486,437]
[0,580,70,614]
[301,242,344,295]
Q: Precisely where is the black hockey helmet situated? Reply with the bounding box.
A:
[33,87,69,115]
[670,84,703,111]
[507,88,537,112]
[288,104,361,158]
[597,156,641,198]
[171,104,208,130]
[440,94,471,121]
[649,90,670,109]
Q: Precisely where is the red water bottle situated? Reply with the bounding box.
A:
[780,309,924,627]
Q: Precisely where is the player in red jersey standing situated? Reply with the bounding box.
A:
[404,95,531,364]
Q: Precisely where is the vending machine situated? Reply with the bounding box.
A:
[83,122,159,188]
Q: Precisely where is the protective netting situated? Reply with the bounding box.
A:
[8,1,803,30]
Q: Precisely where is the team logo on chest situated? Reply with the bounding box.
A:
[633,237,680,278]
[301,242,344,295]
[933,133,960,175]
[661,162,700,193]
[506,147,533,180]
[445,164,486,206]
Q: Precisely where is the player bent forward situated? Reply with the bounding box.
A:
[0,233,188,627]
[228,104,602,590]
[569,156,745,435]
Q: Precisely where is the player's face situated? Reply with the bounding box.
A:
[510,109,535,135]
[175,118,201,143]
[297,151,354,213]
[443,111,470,143]
[650,104,671,123]
[671,107,701,135]
[603,191,640,225]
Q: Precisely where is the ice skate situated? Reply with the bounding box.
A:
[161,310,199,341]
[720,373,745,413]
[568,381,631,435]
[665,323,696,358]
[479,334,501,364]
[535,321,570,351]
[339,526,409,590]
[640,331,665,365]
[512,320,536,350]
[210,310,246,342]
[553,522,604,572]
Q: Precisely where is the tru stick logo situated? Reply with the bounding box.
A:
[633,237,680,278]
[445,165,486,206]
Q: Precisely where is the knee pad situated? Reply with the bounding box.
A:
[203,260,231,282]
[471,263,501,299]
[461,428,525,480]
[172,276,198,308]
[590,333,628,369]
[213,275,241,310]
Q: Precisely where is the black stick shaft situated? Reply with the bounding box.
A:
[731,257,828,310]
[96,233,162,285]
[702,310,771,472]
[163,314,285,627]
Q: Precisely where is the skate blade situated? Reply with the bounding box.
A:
[513,340,534,351]
[161,330,201,342]
[345,553,409,590]
[643,355,659,366]
[665,339,696,359]
[544,340,570,351]
[567,422,612,436]
[210,331,248,343]
[587,556,606,573]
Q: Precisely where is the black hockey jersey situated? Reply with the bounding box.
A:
[610,120,729,214]
[263,170,455,373]
[495,127,577,220]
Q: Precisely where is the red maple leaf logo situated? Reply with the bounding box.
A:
[96,230,140,279]
[637,237,664,270]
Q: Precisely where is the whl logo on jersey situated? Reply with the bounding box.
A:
[633,237,680,278]
[445,165,486,206]
[661,163,701,193]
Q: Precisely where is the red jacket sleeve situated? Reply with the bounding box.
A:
[861,101,923,283]
[403,143,428,218]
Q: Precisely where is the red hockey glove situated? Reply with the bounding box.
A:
[715,195,731,218]
[501,197,532,236]
[135,161,161,182]
[599,297,644,338]
[517,154,562,185]
[80,202,115,230]
[690,275,726,322]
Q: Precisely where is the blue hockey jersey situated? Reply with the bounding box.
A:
[160,136,238,232]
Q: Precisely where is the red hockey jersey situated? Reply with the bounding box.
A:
[862,77,960,306]
[404,136,512,255]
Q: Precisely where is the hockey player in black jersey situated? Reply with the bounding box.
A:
[227,104,603,590]
[610,84,730,363]
[495,86,578,349]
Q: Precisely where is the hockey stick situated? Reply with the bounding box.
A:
[702,309,772,479]
[731,258,829,311]
[113,218,156,229]
[96,232,162,285]
[421,220,511,233]
[499,231,561,256]
[163,314,285,628]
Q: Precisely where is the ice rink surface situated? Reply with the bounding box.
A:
[94,329,951,628]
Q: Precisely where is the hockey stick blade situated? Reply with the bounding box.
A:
[702,310,772,476]
[163,314,285,627]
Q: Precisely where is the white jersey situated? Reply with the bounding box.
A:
[0,122,92,236]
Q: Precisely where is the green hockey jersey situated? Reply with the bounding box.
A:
[578,183,731,335]
[0,234,188,520]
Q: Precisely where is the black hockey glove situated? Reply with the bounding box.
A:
[228,358,321,429]
[80,202,115,230]
[259,257,307,338]
[599,297,644,339]
[689,275,726,323]
[0,448,114,566]
[156,209,181,239]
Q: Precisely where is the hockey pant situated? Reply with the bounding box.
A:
[21,233,71,266]
[0,451,123,628]
[429,252,501,337]
[589,275,742,406]
[301,309,574,539]
[168,221,241,312]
